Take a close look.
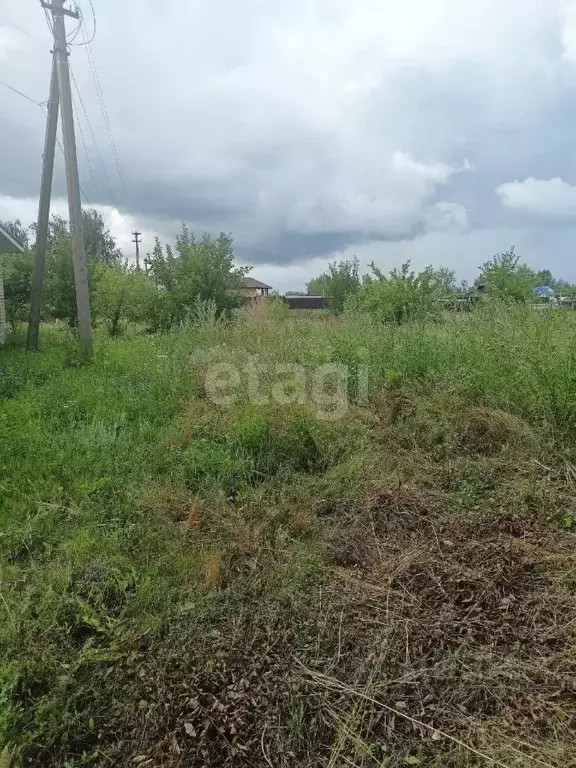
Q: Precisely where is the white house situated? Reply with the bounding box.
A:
[0,223,25,345]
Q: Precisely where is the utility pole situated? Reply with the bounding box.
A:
[29,0,93,359]
[132,231,142,270]
[27,54,59,351]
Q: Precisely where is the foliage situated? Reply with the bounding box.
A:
[428,266,457,296]
[91,263,154,336]
[0,219,30,250]
[306,274,329,296]
[2,308,576,766]
[1,251,34,330]
[147,228,250,331]
[478,247,537,302]
[309,257,360,314]
[40,209,122,266]
[350,260,443,323]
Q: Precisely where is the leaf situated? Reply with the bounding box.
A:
[0,746,12,768]
[404,757,421,766]
[184,722,196,737]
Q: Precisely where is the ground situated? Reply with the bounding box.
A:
[1,304,576,767]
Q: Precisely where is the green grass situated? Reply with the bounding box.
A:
[1,306,576,766]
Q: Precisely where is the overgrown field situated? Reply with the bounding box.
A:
[1,305,576,767]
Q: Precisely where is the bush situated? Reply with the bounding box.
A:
[91,264,155,336]
[349,261,442,324]
[478,247,536,303]
[147,228,250,330]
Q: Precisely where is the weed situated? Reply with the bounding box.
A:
[2,307,576,766]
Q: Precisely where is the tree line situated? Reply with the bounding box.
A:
[0,212,249,337]
[2,211,574,339]
[304,248,576,322]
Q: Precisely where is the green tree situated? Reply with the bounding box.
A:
[42,209,122,265]
[428,266,457,296]
[1,251,34,330]
[350,261,442,324]
[308,257,360,314]
[478,247,536,303]
[0,219,30,250]
[306,274,329,296]
[0,221,33,332]
[92,263,154,336]
[148,227,250,331]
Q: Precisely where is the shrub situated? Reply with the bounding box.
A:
[349,261,442,324]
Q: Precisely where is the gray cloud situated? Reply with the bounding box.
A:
[3,0,576,276]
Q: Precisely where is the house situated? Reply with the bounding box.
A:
[232,277,273,299]
[283,295,327,310]
[0,223,25,345]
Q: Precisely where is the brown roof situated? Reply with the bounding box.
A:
[239,277,273,289]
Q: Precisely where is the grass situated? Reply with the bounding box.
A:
[1,304,576,766]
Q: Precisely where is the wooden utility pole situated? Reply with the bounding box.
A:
[28,0,93,359]
[132,231,142,270]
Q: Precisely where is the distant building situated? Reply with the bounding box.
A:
[283,295,327,310]
[0,223,25,345]
[231,277,273,299]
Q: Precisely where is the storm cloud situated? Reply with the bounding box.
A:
[3,0,576,287]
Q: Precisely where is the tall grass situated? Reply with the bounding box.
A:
[1,305,576,766]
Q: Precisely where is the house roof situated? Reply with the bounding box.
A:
[239,277,273,289]
[0,224,25,253]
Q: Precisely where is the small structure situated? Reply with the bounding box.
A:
[0,224,25,345]
[283,295,327,310]
[232,277,273,299]
[534,286,555,299]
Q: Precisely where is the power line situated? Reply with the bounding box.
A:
[71,91,99,199]
[81,26,128,194]
[0,77,89,201]
[0,11,47,47]
[70,0,96,46]
[70,66,118,205]
[0,78,45,106]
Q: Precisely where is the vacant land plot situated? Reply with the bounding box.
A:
[1,305,576,767]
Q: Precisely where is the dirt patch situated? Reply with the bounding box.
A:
[323,490,576,765]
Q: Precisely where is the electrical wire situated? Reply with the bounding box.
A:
[0,78,45,106]
[70,66,118,205]
[37,104,90,204]
[71,91,100,199]
[0,11,45,46]
[82,32,128,195]
[70,0,96,46]
[43,7,54,35]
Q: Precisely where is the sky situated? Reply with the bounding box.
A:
[2,0,576,292]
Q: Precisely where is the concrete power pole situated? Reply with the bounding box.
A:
[132,231,142,270]
[29,0,93,359]
[27,54,59,351]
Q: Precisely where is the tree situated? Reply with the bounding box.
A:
[0,219,30,250]
[41,209,122,265]
[428,266,457,296]
[306,274,328,296]
[478,247,536,303]
[92,263,154,336]
[0,221,33,333]
[350,261,442,324]
[147,228,250,331]
[307,257,360,314]
[1,251,34,330]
